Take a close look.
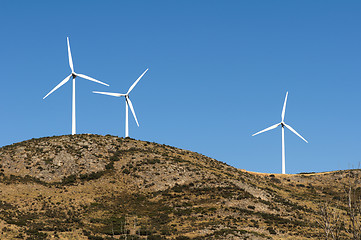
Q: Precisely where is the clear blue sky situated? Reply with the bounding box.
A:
[1,1,361,174]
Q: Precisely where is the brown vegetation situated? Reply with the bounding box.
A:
[0,134,359,239]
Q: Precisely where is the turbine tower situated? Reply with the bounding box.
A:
[93,68,148,137]
[43,37,109,135]
[252,92,308,174]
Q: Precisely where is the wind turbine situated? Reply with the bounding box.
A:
[252,92,308,174]
[43,37,109,135]
[93,68,148,137]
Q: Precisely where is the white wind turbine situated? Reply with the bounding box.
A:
[93,68,148,137]
[43,37,109,135]
[252,92,308,174]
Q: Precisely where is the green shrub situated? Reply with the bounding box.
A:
[267,226,276,235]
[88,236,104,240]
[105,162,114,170]
[247,205,255,210]
[61,175,77,185]
[148,235,165,240]
[176,236,191,240]
[147,158,160,164]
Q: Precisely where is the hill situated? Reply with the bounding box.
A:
[0,134,359,239]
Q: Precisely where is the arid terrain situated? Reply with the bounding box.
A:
[0,134,359,239]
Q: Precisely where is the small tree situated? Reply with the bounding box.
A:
[318,179,361,239]
[345,185,361,239]
[316,202,342,239]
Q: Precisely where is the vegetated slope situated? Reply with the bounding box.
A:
[0,134,359,240]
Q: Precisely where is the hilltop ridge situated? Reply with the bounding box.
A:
[0,134,359,239]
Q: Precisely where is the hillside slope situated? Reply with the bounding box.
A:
[0,134,359,239]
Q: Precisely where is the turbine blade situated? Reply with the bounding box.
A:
[76,73,109,86]
[92,91,125,97]
[281,91,288,122]
[126,96,139,127]
[127,68,149,94]
[43,74,72,99]
[284,123,308,143]
[252,123,280,136]
[67,37,74,73]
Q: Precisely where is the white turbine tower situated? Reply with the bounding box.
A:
[43,37,109,135]
[252,92,308,174]
[93,68,148,137]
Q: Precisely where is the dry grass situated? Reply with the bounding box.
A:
[0,134,359,239]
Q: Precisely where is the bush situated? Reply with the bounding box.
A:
[79,171,105,181]
[247,205,255,210]
[105,162,114,170]
[267,227,276,235]
[139,228,153,236]
[176,236,191,240]
[147,158,160,164]
[61,175,77,185]
[148,235,165,240]
[88,236,104,240]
